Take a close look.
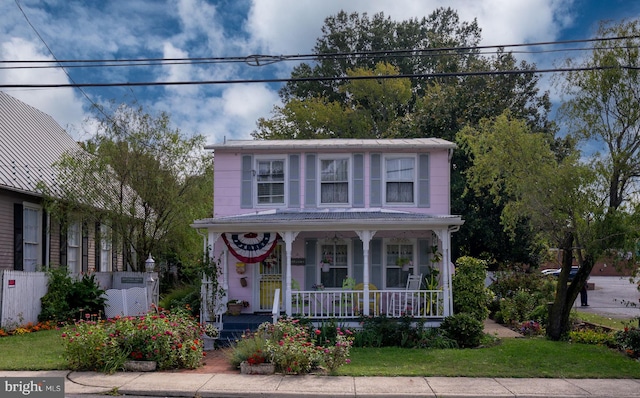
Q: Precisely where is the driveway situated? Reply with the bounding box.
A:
[574,276,640,319]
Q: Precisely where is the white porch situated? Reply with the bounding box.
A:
[193,209,463,326]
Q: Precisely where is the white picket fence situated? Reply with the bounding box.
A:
[0,270,159,328]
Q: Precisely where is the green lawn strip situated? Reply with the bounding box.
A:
[0,329,66,370]
[574,311,636,331]
[339,339,640,378]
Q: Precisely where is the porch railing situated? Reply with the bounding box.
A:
[291,289,443,319]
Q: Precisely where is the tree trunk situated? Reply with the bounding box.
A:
[546,232,594,340]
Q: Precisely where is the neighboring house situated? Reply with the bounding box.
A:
[0,91,121,273]
[193,138,464,323]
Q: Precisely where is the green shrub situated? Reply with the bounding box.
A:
[614,326,640,358]
[452,256,490,321]
[62,307,204,373]
[40,268,106,323]
[158,284,200,317]
[419,327,458,349]
[229,318,353,375]
[569,328,615,346]
[351,316,428,348]
[440,313,484,348]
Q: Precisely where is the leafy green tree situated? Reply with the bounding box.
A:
[43,102,212,273]
[459,111,638,339]
[559,19,640,210]
[255,8,554,267]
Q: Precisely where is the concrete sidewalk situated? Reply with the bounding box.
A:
[2,370,640,397]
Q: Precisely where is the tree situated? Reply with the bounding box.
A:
[559,19,640,210]
[43,102,212,273]
[255,8,555,266]
[459,111,638,339]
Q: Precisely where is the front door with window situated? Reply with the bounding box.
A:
[258,244,282,311]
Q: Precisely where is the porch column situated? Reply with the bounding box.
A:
[203,232,222,323]
[356,230,376,315]
[434,228,453,317]
[279,231,299,316]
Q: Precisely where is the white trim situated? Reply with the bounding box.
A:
[67,220,81,274]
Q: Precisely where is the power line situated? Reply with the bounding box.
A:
[1,35,638,70]
[0,65,634,89]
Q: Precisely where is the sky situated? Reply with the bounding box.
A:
[1,0,639,145]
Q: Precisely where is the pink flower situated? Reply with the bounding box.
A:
[315,329,321,335]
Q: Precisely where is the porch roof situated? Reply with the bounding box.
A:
[192,209,463,233]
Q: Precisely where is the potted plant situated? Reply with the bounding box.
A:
[227,299,248,315]
[240,350,275,374]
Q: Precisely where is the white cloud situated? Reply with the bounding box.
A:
[0,37,86,138]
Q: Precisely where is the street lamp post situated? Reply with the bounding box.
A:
[145,254,155,310]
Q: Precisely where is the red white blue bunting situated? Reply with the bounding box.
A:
[222,232,279,263]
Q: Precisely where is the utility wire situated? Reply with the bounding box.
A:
[0,65,634,89]
[1,34,637,68]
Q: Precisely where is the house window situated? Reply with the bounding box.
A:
[320,158,349,204]
[385,157,415,204]
[99,223,112,272]
[385,242,414,288]
[257,159,285,204]
[320,243,348,288]
[23,205,41,272]
[67,221,80,274]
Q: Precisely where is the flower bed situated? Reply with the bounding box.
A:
[61,306,205,373]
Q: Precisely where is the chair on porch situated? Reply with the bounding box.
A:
[337,277,356,315]
[354,283,379,315]
[391,274,423,316]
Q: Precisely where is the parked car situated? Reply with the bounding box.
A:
[550,266,579,280]
[541,268,560,275]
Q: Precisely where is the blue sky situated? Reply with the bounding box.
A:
[1,0,639,145]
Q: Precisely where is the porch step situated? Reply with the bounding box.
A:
[218,314,273,346]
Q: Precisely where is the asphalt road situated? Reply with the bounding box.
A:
[575,276,640,319]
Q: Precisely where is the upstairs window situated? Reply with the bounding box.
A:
[385,157,415,204]
[257,159,285,204]
[320,158,349,204]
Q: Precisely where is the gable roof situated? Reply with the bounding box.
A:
[0,91,82,197]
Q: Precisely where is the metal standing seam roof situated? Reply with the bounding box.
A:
[0,91,82,197]
[192,209,464,232]
[206,137,456,151]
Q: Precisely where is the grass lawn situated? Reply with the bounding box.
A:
[1,327,639,377]
[0,329,66,370]
[339,338,640,378]
[575,311,637,330]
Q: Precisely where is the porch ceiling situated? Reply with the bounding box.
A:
[191,209,463,233]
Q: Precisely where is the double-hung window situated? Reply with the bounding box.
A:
[385,242,415,288]
[257,159,285,205]
[385,157,415,204]
[23,205,41,272]
[320,158,349,204]
[67,221,80,274]
[320,243,348,288]
[99,223,112,272]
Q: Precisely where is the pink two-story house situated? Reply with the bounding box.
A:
[192,138,463,324]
